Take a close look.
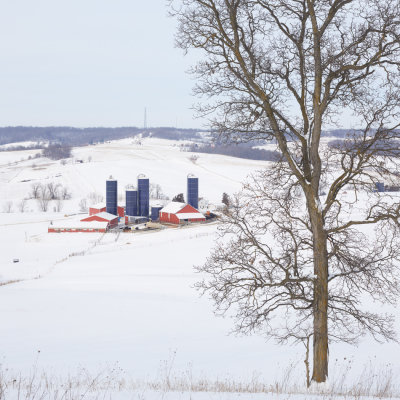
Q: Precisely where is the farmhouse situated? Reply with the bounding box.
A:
[159,202,205,224]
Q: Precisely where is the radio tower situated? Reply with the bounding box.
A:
[144,107,147,130]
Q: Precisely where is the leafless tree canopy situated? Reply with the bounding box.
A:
[171,0,400,383]
[198,169,400,339]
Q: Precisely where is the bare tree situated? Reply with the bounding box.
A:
[150,183,165,200]
[31,182,42,199]
[47,182,61,200]
[2,201,13,213]
[18,198,28,213]
[37,186,51,212]
[55,198,64,212]
[87,192,103,205]
[79,198,88,213]
[171,0,400,383]
[198,170,400,385]
[61,186,72,200]
[188,154,199,163]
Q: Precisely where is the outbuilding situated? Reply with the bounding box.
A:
[89,203,106,216]
[48,220,109,233]
[89,203,125,218]
[159,202,205,225]
[81,211,119,228]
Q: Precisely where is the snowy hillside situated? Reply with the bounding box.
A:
[0,137,399,399]
[0,137,270,210]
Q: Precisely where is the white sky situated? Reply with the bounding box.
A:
[0,0,201,128]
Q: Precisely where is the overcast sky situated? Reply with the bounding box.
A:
[0,0,202,128]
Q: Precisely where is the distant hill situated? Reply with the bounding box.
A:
[0,126,378,148]
[0,126,204,147]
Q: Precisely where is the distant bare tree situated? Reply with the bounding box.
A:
[87,192,103,205]
[61,186,72,200]
[150,183,165,200]
[18,198,27,213]
[47,182,61,200]
[172,0,400,383]
[79,198,88,213]
[37,186,51,212]
[55,198,64,212]
[31,183,42,199]
[188,154,199,163]
[2,201,13,213]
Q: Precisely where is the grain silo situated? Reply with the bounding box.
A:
[106,176,118,216]
[125,186,138,216]
[137,174,150,217]
[187,174,199,209]
[151,204,163,221]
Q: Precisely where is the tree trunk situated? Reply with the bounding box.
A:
[310,210,329,383]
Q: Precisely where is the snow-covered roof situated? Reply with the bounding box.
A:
[176,213,205,220]
[88,212,118,221]
[90,203,106,209]
[50,219,109,229]
[160,202,186,214]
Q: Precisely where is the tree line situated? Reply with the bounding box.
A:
[188,143,281,161]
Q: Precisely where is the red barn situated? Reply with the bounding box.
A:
[89,203,106,216]
[159,202,205,225]
[81,212,118,228]
[117,205,125,218]
[89,203,124,218]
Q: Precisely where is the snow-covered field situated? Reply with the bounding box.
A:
[0,137,399,399]
[0,137,265,209]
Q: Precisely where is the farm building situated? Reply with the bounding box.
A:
[48,220,109,233]
[81,212,119,228]
[159,202,205,224]
[89,203,106,215]
[89,203,125,218]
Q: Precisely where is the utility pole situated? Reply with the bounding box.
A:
[144,107,147,130]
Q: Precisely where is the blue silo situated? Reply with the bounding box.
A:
[151,205,163,221]
[187,174,199,209]
[106,176,118,216]
[137,174,150,217]
[126,187,138,216]
[375,182,385,192]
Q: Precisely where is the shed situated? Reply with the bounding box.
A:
[81,211,119,228]
[89,203,106,216]
[89,203,124,218]
[48,219,109,233]
[159,202,205,224]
